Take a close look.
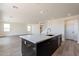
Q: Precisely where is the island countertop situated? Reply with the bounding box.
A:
[20,34,54,44]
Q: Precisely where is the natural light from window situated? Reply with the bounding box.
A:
[4,24,10,32]
[27,25,31,31]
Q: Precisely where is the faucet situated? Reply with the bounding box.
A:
[47,28,51,35]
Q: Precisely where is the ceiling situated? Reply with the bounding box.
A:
[0,3,79,23]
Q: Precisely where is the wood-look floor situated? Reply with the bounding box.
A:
[53,40,79,56]
[0,36,79,56]
[0,36,22,56]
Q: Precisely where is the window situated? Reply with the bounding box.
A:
[27,25,31,31]
[4,24,10,32]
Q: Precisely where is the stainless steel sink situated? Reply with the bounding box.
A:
[46,34,54,36]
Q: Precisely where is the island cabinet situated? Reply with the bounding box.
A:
[21,34,62,56]
[37,35,62,56]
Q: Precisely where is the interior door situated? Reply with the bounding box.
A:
[65,20,78,41]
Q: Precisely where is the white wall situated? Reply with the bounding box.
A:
[31,24,40,34]
[0,22,28,36]
[0,22,41,36]
[42,19,65,41]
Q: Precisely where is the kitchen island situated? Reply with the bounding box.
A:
[20,34,62,56]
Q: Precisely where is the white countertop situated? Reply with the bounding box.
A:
[20,34,54,44]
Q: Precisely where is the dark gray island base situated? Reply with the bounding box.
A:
[20,34,62,56]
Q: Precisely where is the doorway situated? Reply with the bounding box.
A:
[65,19,78,41]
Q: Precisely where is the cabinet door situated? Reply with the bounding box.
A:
[57,35,62,47]
[49,37,58,54]
[37,39,52,56]
[60,35,62,46]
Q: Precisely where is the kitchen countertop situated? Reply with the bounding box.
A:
[20,34,55,44]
